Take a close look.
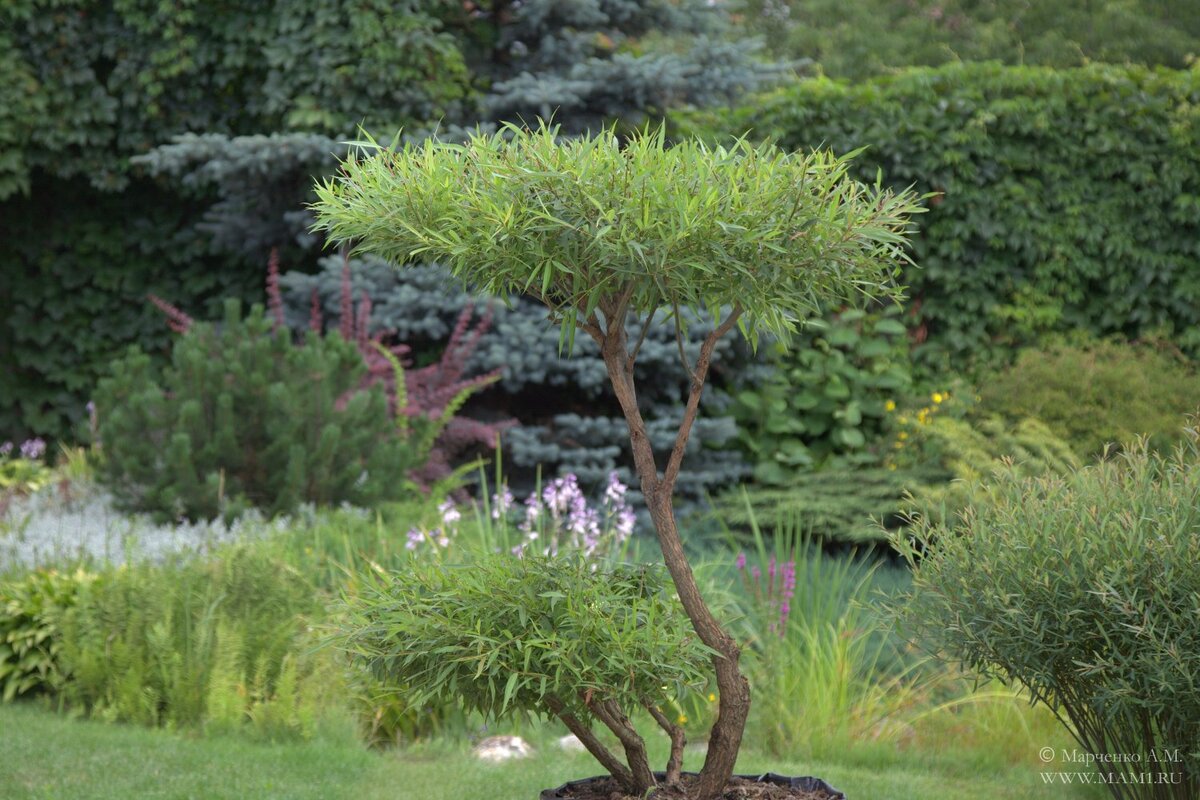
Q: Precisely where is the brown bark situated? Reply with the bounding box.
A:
[545,696,637,793]
[644,699,687,784]
[597,304,750,800]
[588,697,657,794]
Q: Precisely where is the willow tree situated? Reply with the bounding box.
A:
[312,123,922,799]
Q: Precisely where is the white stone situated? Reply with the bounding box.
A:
[557,734,587,753]
[473,735,534,762]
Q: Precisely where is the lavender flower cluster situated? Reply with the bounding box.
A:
[736,552,798,636]
[511,472,636,559]
[404,500,458,550]
[404,472,637,561]
[0,438,47,460]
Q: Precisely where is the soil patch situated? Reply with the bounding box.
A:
[549,774,841,800]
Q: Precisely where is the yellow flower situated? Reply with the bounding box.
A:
[898,416,909,425]
[707,693,716,703]
[884,400,896,412]
[898,431,908,440]
[932,392,944,404]
[677,714,688,724]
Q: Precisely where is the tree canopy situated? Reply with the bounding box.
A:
[312,123,924,350]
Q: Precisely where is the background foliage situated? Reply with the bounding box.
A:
[1,0,769,444]
[735,0,1200,81]
[279,255,755,500]
[977,337,1200,459]
[678,63,1200,368]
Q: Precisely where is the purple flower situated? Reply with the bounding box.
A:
[604,472,627,505]
[615,508,636,540]
[0,442,11,457]
[735,552,747,570]
[519,494,542,533]
[20,438,46,460]
[781,560,797,599]
[405,528,424,551]
[778,598,792,635]
[491,486,515,519]
[438,500,461,525]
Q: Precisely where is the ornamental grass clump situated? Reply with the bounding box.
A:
[314,122,921,798]
[892,430,1200,799]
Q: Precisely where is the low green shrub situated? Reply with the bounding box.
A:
[338,554,712,791]
[95,300,420,521]
[0,568,92,701]
[0,439,54,498]
[732,306,913,482]
[892,433,1200,797]
[978,338,1200,458]
[716,465,924,544]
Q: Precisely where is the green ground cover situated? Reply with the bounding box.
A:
[0,702,1102,800]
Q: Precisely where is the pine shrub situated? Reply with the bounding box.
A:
[95,300,419,521]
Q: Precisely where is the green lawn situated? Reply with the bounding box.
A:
[0,703,1104,800]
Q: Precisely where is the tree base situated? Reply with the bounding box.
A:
[539,772,845,800]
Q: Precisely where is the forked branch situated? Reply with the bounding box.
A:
[545,696,636,792]
[588,696,657,793]
[661,305,743,492]
[643,697,687,784]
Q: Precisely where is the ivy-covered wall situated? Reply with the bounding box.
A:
[678,63,1200,368]
[0,0,468,441]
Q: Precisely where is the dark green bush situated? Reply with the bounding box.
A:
[978,338,1200,459]
[94,300,419,521]
[893,434,1200,797]
[677,63,1200,365]
[731,305,913,483]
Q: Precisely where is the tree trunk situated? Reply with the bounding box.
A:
[598,320,750,800]
[643,491,751,800]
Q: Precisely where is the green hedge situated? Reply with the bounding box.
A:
[677,63,1200,366]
